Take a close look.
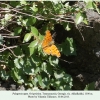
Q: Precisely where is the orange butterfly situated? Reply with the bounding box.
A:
[42,30,61,58]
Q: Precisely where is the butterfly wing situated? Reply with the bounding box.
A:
[42,30,53,48]
[43,46,51,55]
[42,30,61,58]
[50,45,61,58]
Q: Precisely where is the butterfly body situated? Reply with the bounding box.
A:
[42,30,61,58]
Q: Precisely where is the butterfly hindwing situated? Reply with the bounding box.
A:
[50,45,61,58]
[43,46,51,55]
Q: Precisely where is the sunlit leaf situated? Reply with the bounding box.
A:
[28,40,38,56]
[49,56,59,67]
[54,71,64,79]
[28,40,38,48]
[23,33,32,43]
[29,48,35,56]
[86,1,94,9]
[17,79,24,84]
[37,74,46,88]
[75,12,83,25]
[63,22,71,31]
[30,3,38,12]
[11,68,20,81]
[31,26,38,38]
[14,58,24,69]
[4,14,12,21]
[32,77,38,86]
[0,70,9,80]
[20,0,27,5]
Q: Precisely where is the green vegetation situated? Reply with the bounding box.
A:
[0,1,99,90]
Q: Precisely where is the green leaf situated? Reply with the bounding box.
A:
[14,58,24,69]
[63,23,71,31]
[75,12,83,25]
[83,18,88,25]
[10,1,20,7]
[32,87,40,91]
[31,26,38,38]
[26,17,36,26]
[17,79,24,84]
[23,65,35,75]
[23,58,36,75]
[41,62,53,75]
[41,72,50,88]
[60,37,76,56]
[23,33,32,43]
[1,18,6,26]
[20,0,27,5]
[37,74,46,88]
[84,82,95,90]
[31,55,41,66]
[38,33,44,41]
[0,70,9,80]
[14,27,22,35]
[86,1,94,9]
[28,40,38,56]
[63,73,73,83]
[4,14,12,21]
[11,68,20,81]
[21,44,30,56]
[32,77,38,86]
[91,1,100,14]
[13,70,20,80]
[14,47,23,55]
[29,47,35,56]
[28,40,38,48]
[49,56,59,67]
[38,33,44,52]
[54,71,64,79]
[52,71,73,90]
[30,3,38,12]
[34,67,40,74]
[22,19,28,26]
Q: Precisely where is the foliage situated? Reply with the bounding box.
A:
[0,1,99,90]
[84,82,95,90]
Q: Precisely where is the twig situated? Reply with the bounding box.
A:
[0,60,7,64]
[59,58,74,64]
[76,25,85,41]
[2,28,13,34]
[0,44,25,58]
[2,36,20,38]
[0,43,29,52]
[0,33,11,36]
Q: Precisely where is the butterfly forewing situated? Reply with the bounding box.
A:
[42,30,53,48]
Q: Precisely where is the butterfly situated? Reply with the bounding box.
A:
[42,30,61,58]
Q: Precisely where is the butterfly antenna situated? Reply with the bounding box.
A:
[59,58,74,64]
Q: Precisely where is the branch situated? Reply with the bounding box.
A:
[0,43,29,57]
